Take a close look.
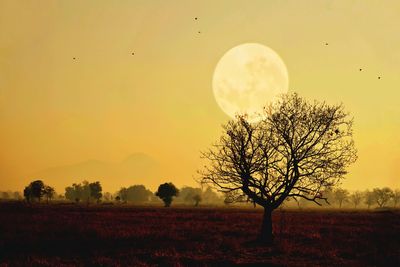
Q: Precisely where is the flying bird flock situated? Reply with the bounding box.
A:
[325,42,382,79]
[70,24,381,80]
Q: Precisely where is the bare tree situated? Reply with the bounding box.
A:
[200,93,357,243]
[334,188,349,208]
[350,191,362,208]
[373,187,393,208]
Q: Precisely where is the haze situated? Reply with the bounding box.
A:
[1,0,399,193]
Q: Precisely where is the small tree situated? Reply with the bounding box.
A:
[65,183,83,202]
[43,186,55,203]
[30,180,45,202]
[334,188,349,208]
[200,93,357,243]
[179,187,202,205]
[89,181,102,203]
[350,191,362,208]
[373,187,393,208]
[23,186,32,202]
[65,186,76,202]
[155,182,179,207]
[81,181,91,204]
[364,190,375,209]
[24,180,46,202]
[118,185,152,204]
[118,187,128,202]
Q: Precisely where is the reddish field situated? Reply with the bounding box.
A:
[0,202,399,267]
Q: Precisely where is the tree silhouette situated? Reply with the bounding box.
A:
[118,187,128,202]
[89,181,102,203]
[117,185,152,204]
[30,180,45,202]
[65,183,83,202]
[373,187,393,208]
[178,187,202,206]
[155,182,179,207]
[65,181,102,204]
[81,181,91,204]
[200,93,357,243]
[350,191,362,208]
[334,188,349,208]
[23,180,55,203]
[24,180,46,202]
[43,186,55,203]
[23,186,32,202]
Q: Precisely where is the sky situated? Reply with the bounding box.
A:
[0,0,399,193]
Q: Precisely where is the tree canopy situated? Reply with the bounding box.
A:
[65,181,103,203]
[117,185,152,203]
[200,93,357,242]
[155,182,179,207]
[23,180,54,203]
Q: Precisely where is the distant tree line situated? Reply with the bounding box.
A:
[294,187,400,209]
[1,180,398,209]
[0,191,21,200]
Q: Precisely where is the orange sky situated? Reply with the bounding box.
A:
[1,1,399,193]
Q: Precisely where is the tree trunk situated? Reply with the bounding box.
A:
[260,208,273,244]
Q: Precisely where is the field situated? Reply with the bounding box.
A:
[0,202,399,267]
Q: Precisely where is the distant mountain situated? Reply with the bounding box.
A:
[33,153,162,192]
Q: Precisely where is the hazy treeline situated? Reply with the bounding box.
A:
[289,187,400,209]
[113,184,223,206]
[1,181,399,209]
[0,191,22,200]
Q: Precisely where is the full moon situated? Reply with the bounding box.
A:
[212,43,289,122]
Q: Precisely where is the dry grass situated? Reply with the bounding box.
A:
[0,201,399,266]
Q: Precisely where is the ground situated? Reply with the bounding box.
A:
[0,202,399,266]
